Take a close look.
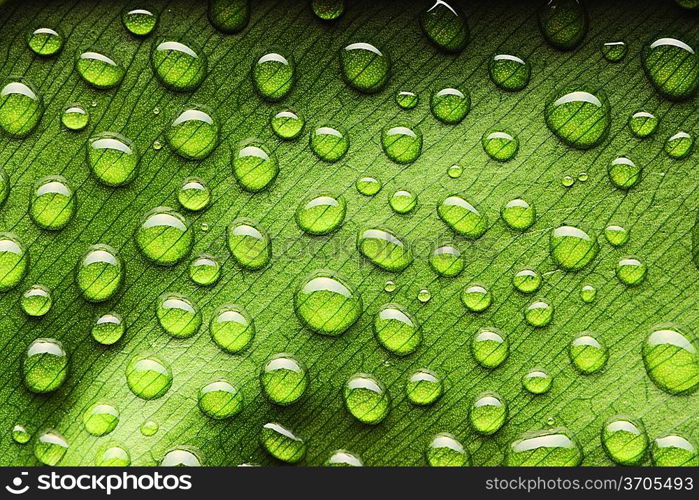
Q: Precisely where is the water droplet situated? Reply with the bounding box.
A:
[438,195,488,238]
[389,189,417,215]
[472,327,508,368]
[227,218,271,270]
[198,379,243,419]
[430,87,470,124]
[122,8,157,36]
[176,178,211,212]
[357,228,412,271]
[91,313,125,345]
[628,111,658,138]
[76,51,125,89]
[23,338,68,393]
[87,132,139,186]
[208,0,250,33]
[340,42,389,93]
[381,124,422,164]
[294,270,362,336]
[419,1,469,53]
[489,54,530,91]
[29,176,76,230]
[125,354,172,400]
[95,444,131,466]
[310,123,349,162]
[602,416,648,465]
[506,427,583,466]
[296,193,346,234]
[396,90,418,109]
[260,422,306,463]
[61,103,89,131]
[406,369,442,405]
[578,172,588,182]
[616,256,646,286]
[562,175,575,187]
[601,41,627,62]
[417,288,431,303]
[76,244,124,302]
[461,283,492,312]
[83,402,119,436]
[210,304,255,353]
[160,447,203,466]
[512,268,541,294]
[156,292,202,338]
[447,164,463,178]
[270,109,304,139]
[232,141,279,191]
[642,37,698,100]
[153,140,162,150]
[384,280,396,292]
[252,52,294,101]
[482,130,519,161]
[260,353,308,405]
[643,324,698,394]
[344,373,390,424]
[135,207,193,266]
[140,420,159,436]
[167,106,219,160]
[0,79,43,137]
[522,368,553,394]
[545,88,610,149]
[580,284,597,303]
[665,131,693,159]
[12,424,31,444]
[470,392,507,435]
[569,332,607,374]
[429,245,463,277]
[312,0,345,20]
[21,285,52,317]
[0,233,28,291]
[426,432,470,466]
[604,225,629,247]
[34,429,68,465]
[152,40,207,91]
[501,198,535,230]
[651,434,698,466]
[374,303,421,356]
[525,299,554,327]
[550,225,599,270]
[187,253,220,286]
[608,156,641,189]
[355,176,381,195]
[27,27,63,56]
[538,0,586,50]
[325,450,362,467]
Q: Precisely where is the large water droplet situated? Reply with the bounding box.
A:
[489,54,530,91]
[83,402,119,436]
[628,111,658,138]
[294,271,362,336]
[340,42,389,93]
[27,27,63,56]
[550,225,599,270]
[296,193,345,235]
[426,432,470,466]
[210,304,255,353]
[472,327,508,368]
[260,353,308,405]
[75,244,123,302]
[545,89,610,149]
[87,132,139,186]
[29,176,75,231]
[601,416,648,465]
[135,207,193,266]
[125,354,172,400]
[76,51,124,89]
[641,37,698,100]
[438,195,488,238]
[232,141,279,191]
[23,338,68,393]
[34,429,69,465]
[357,228,412,271]
[538,0,587,50]
[419,1,469,53]
[482,129,519,161]
[374,303,421,356]
[406,368,442,405]
[0,79,43,137]
[310,123,349,162]
[156,292,202,338]
[569,332,608,374]
[651,434,698,466]
[270,109,304,139]
[461,283,492,312]
[469,392,507,435]
[21,284,52,317]
[260,422,306,463]
[253,52,294,101]
[166,106,219,160]
[642,324,698,394]
[152,40,207,91]
[665,131,693,159]
[429,244,463,277]
[198,379,243,419]
[525,299,554,327]
[227,218,271,270]
[506,427,583,466]
[430,87,470,124]
[343,373,390,424]
[381,124,422,164]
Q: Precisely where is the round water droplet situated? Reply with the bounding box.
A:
[426,432,470,466]
[0,233,28,291]
[461,283,492,312]
[198,379,243,419]
[580,284,596,303]
[87,132,139,186]
[210,304,255,353]
[374,303,421,356]
[294,270,362,336]
[602,41,627,62]
[642,37,698,100]
[356,176,381,195]
[417,288,431,303]
[227,218,271,270]
[501,198,535,230]
[152,40,207,91]
[160,447,203,466]
[260,422,306,463]
[27,27,63,56]
[344,373,390,424]
[545,88,610,149]
[522,368,552,394]
[125,354,172,400]
[429,245,463,277]
[326,450,362,467]
[156,293,202,338]
[396,90,418,109]
[381,124,422,164]
[296,193,346,235]
[489,54,530,91]
[430,87,470,124]
[419,0,469,53]
[34,430,68,466]
[357,228,412,271]
[0,79,43,137]
[447,164,463,178]
[651,434,698,466]
[438,195,488,238]
[406,369,442,405]
[389,189,417,215]
[616,257,646,286]
[122,8,157,36]
[602,416,648,466]
[188,254,220,286]
[569,332,608,374]
[628,111,658,138]
[29,176,75,230]
[310,124,349,162]
[260,353,308,405]
[665,131,693,159]
[12,424,31,444]
[525,299,554,327]
[312,0,345,20]
[608,156,641,190]
[538,0,586,50]
[340,42,389,93]
[482,130,518,161]
[21,285,52,317]
[470,392,507,435]
[512,269,541,294]
[140,421,159,436]
[177,177,210,212]
[76,244,123,302]
[92,313,125,345]
[76,51,124,89]
[167,106,219,160]
[270,109,304,139]
[232,141,279,191]
[562,175,575,187]
[135,207,192,266]
[505,427,583,466]
[384,280,396,292]
[604,225,629,246]
[642,324,698,394]
[578,172,588,182]
[253,52,294,101]
[471,327,508,368]
[208,0,249,33]
[550,225,599,270]
[23,338,68,393]
[83,402,119,436]
[95,444,131,466]
[61,103,89,131]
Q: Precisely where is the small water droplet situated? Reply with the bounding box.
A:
[253,52,294,101]
[260,353,308,405]
[140,420,159,436]
[447,164,463,178]
[357,228,412,271]
[126,354,172,400]
[0,233,28,291]
[83,402,119,436]
[75,244,123,302]
[355,176,381,195]
[12,424,31,444]
[87,132,139,186]
[29,176,76,230]
[472,327,508,368]
[27,27,63,56]
[628,111,658,138]
[294,270,362,336]
[135,207,193,266]
[21,284,52,317]
[152,40,207,91]
[665,131,694,159]
[562,175,575,187]
[406,369,442,405]
[343,373,390,424]
[608,156,641,189]
[395,90,418,109]
[426,432,471,466]
[122,8,157,36]
[580,284,597,303]
[91,313,125,345]
[578,172,588,182]
[153,140,162,150]
[429,245,463,277]
[383,280,396,293]
[312,0,345,20]
[616,256,646,286]
[325,449,363,467]
[296,193,346,234]
[208,0,250,33]
[0,79,43,137]
[389,189,417,215]
[525,299,554,327]
[232,140,279,191]
[550,225,599,270]
[489,54,530,91]
[76,50,125,89]
[430,87,470,124]
[160,447,203,466]
[227,218,271,270]
[601,41,627,62]
[310,123,349,162]
[461,284,492,312]
[470,392,507,435]
[270,109,304,139]
[482,129,519,161]
[522,368,553,394]
[188,253,221,286]
[417,288,431,303]
[95,444,131,466]
[178,177,211,211]
[260,422,306,463]
[381,123,422,164]
[156,292,202,338]
[61,103,89,131]
[210,304,255,353]
[538,0,587,50]
[651,434,698,466]
[23,338,68,393]
[569,332,608,374]
[340,42,389,93]
[501,198,535,230]
[512,268,541,294]
[419,1,469,53]
[198,379,243,419]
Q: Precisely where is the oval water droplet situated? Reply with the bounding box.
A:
[27,27,63,56]
[29,176,75,230]
[406,368,442,405]
[160,447,203,466]
[501,198,536,231]
[326,449,362,467]
[294,270,362,336]
[253,52,294,101]
[512,268,541,294]
[545,88,610,149]
[76,51,124,89]
[608,156,641,190]
[0,233,28,291]
[21,284,52,317]
[227,218,271,270]
[167,106,219,160]
[642,37,699,100]
[438,195,488,238]
[75,244,123,302]
[178,177,211,211]
[665,131,693,159]
[651,434,698,466]
[580,284,597,303]
[152,40,207,91]
[381,124,422,164]
[12,424,31,444]
[616,256,646,286]
[525,299,554,327]
[0,79,43,137]
[569,332,608,374]
[419,1,469,53]
[210,304,255,353]
[642,324,698,395]
[470,392,507,435]
[602,416,648,465]
[61,103,89,131]
[208,0,250,33]
[87,132,139,186]
[447,164,463,178]
[374,303,421,356]
[426,432,471,466]
[23,338,68,393]
[198,379,243,419]
[260,353,309,405]
[550,225,599,270]
[232,141,279,191]
[355,176,381,195]
[310,123,349,162]
[430,87,470,124]
[83,402,119,436]
[125,354,172,400]
[601,41,627,62]
[471,327,508,368]
[389,189,417,215]
[140,420,159,436]
[340,42,389,93]
[156,292,202,338]
[395,90,418,109]
[461,283,492,312]
[296,193,346,235]
[489,54,530,91]
[628,111,658,138]
[95,444,131,466]
[135,207,193,266]
[260,422,306,463]
[538,0,587,50]
[270,109,304,139]
[522,368,553,394]
[188,253,220,286]
[604,225,629,246]
[122,8,157,36]
[34,429,69,465]
[91,313,125,345]
[343,373,390,424]
[357,228,412,271]
[482,130,519,161]
[429,245,463,277]
[506,427,583,466]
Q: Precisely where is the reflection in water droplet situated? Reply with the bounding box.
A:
[628,111,658,138]
[198,379,243,419]
[167,106,219,160]
[325,449,362,466]
[232,141,279,191]
[27,27,63,56]
[0,79,43,137]
[470,392,507,435]
[608,156,641,190]
[651,434,698,466]
[271,109,304,139]
[545,89,610,149]
[252,52,295,101]
[310,124,349,162]
[438,195,488,238]
[431,87,470,124]
[210,304,255,353]
[357,228,412,271]
[356,176,381,196]
[312,0,345,20]
[525,299,553,327]
[260,422,306,463]
[601,41,627,62]
[665,131,693,159]
[83,402,119,436]
[471,327,508,368]
[87,132,139,186]
[506,427,583,466]
[374,303,421,356]
[12,424,31,444]
[296,194,346,234]
[501,198,535,230]
[429,245,463,277]
[522,369,553,394]
[34,429,69,466]
[538,0,587,50]
[21,284,52,317]
[461,284,492,312]
[396,90,418,109]
[76,51,125,89]
[406,369,442,405]
[512,269,541,294]
[550,225,599,270]
[91,313,125,345]
[160,447,203,466]
[30,176,75,231]
[23,338,68,393]
[156,292,202,338]
[122,8,158,36]
[126,354,172,400]
[616,257,646,286]
[208,0,249,33]
[381,124,422,164]
[489,54,530,90]
[178,177,211,211]
[604,225,629,246]
[419,1,469,53]
[642,37,699,100]
[580,284,597,303]
[227,218,271,270]
[482,130,519,161]
[61,103,89,131]
[188,254,220,286]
